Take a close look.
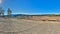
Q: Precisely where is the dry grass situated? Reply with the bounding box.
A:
[24,16,60,21]
[0,17,60,34]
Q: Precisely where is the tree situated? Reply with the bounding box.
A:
[7,8,12,17]
[0,7,4,16]
[1,9,4,16]
[0,7,2,16]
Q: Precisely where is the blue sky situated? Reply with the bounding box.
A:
[1,0,60,15]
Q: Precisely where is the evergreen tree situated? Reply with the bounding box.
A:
[1,9,4,16]
[7,8,12,17]
[0,7,4,16]
[0,7,2,16]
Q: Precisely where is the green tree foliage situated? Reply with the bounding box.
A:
[1,9,4,16]
[0,7,4,16]
[7,8,12,17]
[0,7,2,16]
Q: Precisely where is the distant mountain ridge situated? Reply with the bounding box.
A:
[4,14,60,17]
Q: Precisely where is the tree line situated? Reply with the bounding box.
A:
[0,7,12,17]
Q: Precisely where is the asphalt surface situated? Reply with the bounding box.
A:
[0,18,60,34]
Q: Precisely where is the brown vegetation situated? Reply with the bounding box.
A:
[24,16,60,21]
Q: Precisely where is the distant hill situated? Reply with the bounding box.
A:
[11,14,60,16]
[4,14,60,18]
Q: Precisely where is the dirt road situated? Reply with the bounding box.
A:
[0,18,60,34]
